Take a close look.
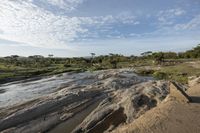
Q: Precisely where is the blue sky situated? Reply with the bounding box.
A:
[0,0,200,57]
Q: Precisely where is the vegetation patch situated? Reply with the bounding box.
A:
[0,45,200,84]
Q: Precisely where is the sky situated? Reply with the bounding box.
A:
[0,0,200,57]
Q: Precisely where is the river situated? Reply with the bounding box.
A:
[0,70,153,109]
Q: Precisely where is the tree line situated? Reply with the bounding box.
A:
[0,44,200,69]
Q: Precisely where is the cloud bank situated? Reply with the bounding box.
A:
[0,0,199,56]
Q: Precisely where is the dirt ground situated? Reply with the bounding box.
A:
[113,78,200,133]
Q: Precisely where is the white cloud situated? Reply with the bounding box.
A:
[174,9,185,16]
[35,0,84,12]
[46,0,84,10]
[79,14,138,25]
[116,11,138,24]
[0,0,87,49]
[157,8,185,26]
[158,8,185,17]
[175,15,200,30]
[0,0,140,49]
[76,14,139,39]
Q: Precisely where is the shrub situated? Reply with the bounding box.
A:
[136,69,155,76]
[64,64,71,67]
[153,71,168,79]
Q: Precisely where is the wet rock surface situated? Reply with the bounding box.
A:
[0,69,169,133]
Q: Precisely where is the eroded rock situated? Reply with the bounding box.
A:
[169,82,191,103]
[0,69,171,133]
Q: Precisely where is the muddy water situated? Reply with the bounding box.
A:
[48,99,102,133]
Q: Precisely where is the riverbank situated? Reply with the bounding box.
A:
[135,60,200,84]
[1,55,200,85]
[113,77,200,133]
[0,69,169,133]
[0,67,84,84]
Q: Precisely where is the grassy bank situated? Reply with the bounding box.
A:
[0,61,86,84]
[1,47,200,84]
[1,59,199,84]
[135,60,200,84]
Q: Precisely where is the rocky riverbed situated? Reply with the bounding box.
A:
[0,69,170,133]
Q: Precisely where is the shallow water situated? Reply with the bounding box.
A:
[0,70,153,108]
[0,72,96,108]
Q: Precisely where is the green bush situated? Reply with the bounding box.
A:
[0,73,15,79]
[64,64,71,67]
[173,76,188,84]
[153,71,168,79]
[136,69,155,76]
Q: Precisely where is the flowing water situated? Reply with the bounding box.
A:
[0,72,97,108]
[0,70,153,108]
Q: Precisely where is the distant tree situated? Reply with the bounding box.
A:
[163,52,178,59]
[178,52,185,58]
[141,51,153,57]
[11,55,19,58]
[181,44,200,58]
[29,55,44,59]
[192,44,200,58]
[110,59,117,68]
[90,53,96,64]
[48,54,54,58]
[152,52,164,65]
[109,53,114,56]
[90,53,96,58]
[108,53,120,68]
